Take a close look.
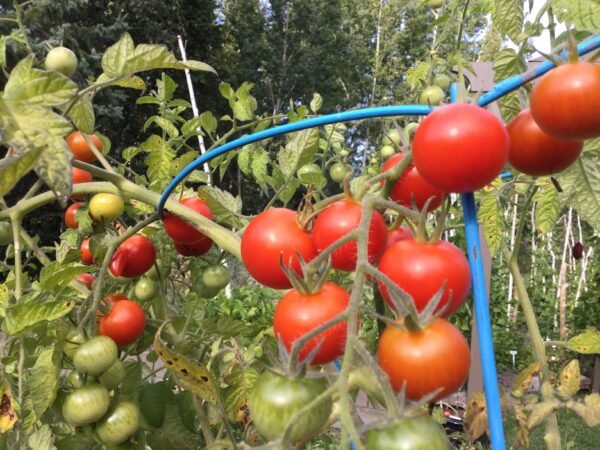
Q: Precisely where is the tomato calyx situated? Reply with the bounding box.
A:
[280,254,330,296]
[414,195,450,245]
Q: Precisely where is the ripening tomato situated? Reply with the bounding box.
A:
[67,131,102,163]
[378,239,470,316]
[273,282,350,365]
[507,108,583,176]
[377,318,470,402]
[241,208,317,289]
[381,153,444,211]
[80,238,94,265]
[412,103,509,193]
[386,227,413,247]
[109,235,156,278]
[64,202,85,229]
[530,61,600,140]
[75,273,95,290]
[71,167,92,199]
[89,193,124,222]
[163,197,213,244]
[173,239,213,257]
[99,297,146,346]
[312,200,387,271]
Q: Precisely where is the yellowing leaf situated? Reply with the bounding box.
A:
[556,360,580,401]
[567,329,600,354]
[511,362,540,398]
[464,392,488,442]
[0,384,18,433]
[528,400,559,430]
[514,404,529,448]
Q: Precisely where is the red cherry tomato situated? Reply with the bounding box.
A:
[530,61,600,140]
[99,297,146,346]
[312,200,387,272]
[109,235,156,278]
[412,103,509,193]
[381,153,444,211]
[377,317,470,402]
[71,167,93,199]
[163,198,213,244]
[80,238,94,265]
[386,227,413,247]
[65,202,85,229]
[378,239,470,317]
[507,108,583,176]
[75,273,95,290]
[173,239,213,257]
[67,131,102,163]
[241,208,317,289]
[273,282,350,365]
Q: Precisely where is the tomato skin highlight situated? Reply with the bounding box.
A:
[109,234,156,278]
[99,298,146,346]
[378,239,470,317]
[67,131,102,163]
[273,282,350,365]
[507,108,583,176]
[412,103,509,193]
[530,61,600,140]
[163,197,213,244]
[64,202,85,229]
[312,200,387,271]
[377,318,470,402]
[381,153,444,211]
[241,208,317,289]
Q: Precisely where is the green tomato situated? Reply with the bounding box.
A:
[380,145,396,159]
[249,371,332,444]
[329,162,351,183]
[404,122,419,141]
[202,265,231,290]
[134,277,157,302]
[95,401,140,445]
[73,335,118,376]
[427,0,445,9]
[419,85,445,106]
[365,415,450,449]
[63,328,86,359]
[382,129,402,147]
[99,359,125,390]
[0,222,13,246]
[296,163,322,179]
[339,149,349,157]
[89,193,125,222]
[433,73,451,91]
[62,384,111,426]
[44,46,78,77]
[195,279,222,299]
[65,371,96,388]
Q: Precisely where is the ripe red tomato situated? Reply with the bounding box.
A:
[378,239,470,317]
[377,317,470,402]
[386,227,413,247]
[241,208,317,289]
[109,235,156,278]
[312,200,387,271]
[75,273,95,290]
[71,167,92,199]
[80,238,93,265]
[530,61,600,140]
[163,198,213,244]
[273,282,350,365]
[173,239,213,257]
[381,153,444,211]
[99,297,146,346]
[412,103,509,193]
[65,202,85,229]
[507,108,583,176]
[67,131,102,163]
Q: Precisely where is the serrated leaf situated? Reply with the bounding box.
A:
[196,185,244,229]
[478,189,503,255]
[534,178,561,234]
[464,392,488,442]
[559,157,600,229]
[34,133,73,201]
[28,346,60,417]
[493,49,526,81]
[120,360,143,401]
[147,116,179,138]
[101,33,135,77]
[27,424,54,450]
[493,0,524,43]
[223,367,259,422]
[551,0,600,29]
[66,93,95,134]
[567,329,600,354]
[219,82,234,100]
[199,111,217,134]
[583,137,600,158]
[169,151,200,177]
[146,398,202,450]
[0,147,44,196]
[568,401,600,427]
[278,128,319,178]
[2,294,75,335]
[122,146,143,162]
[74,205,93,235]
[39,261,90,290]
[0,284,8,318]
[230,82,257,121]
[406,61,431,90]
[97,73,146,90]
[528,400,560,429]
[512,362,540,398]
[584,392,600,411]
[514,404,529,448]
[142,134,176,191]
[251,148,269,185]
[0,384,17,433]
[237,146,252,175]
[557,359,580,400]
[140,382,169,428]
[310,93,323,113]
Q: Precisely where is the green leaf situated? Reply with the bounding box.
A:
[559,157,600,229]
[66,93,95,134]
[122,146,143,162]
[197,185,244,229]
[3,56,78,107]
[251,148,269,185]
[199,111,217,134]
[145,116,179,138]
[146,399,202,450]
[170,151,200,177]
[493,47,526,83]
[238,146,252,175]
[28,346,60,417]
[0,147,44,196]
[230,82,257,121]
[101,33,135,77]
[140,382,169,428]
[39,261,91,290]
[2,294,76,335]
[142,134,176,191]
[219,82,234,100]
[120,361,143,401]
[0,284,8,318]
[567,329,600,354]
[583,137,600,158]
[223,367,259,422]
[27,424,55,450]
[477,187,504,256]
[101,74,146,90]
[406,61,431,90]
[297,166,327,190]
[278,128,319,178]
[492,0,524,43]
[534,178,561,234]
[34,133,73,201]
[551,0,600,29]
[310,93,323,113]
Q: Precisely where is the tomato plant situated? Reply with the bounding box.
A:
[66,131,103,163]
[98,359,125,390]
[419,85,445,105]
[202,265,231,289]
[0,221,13,246]
[329,162,351,183]
[64,202,85,229]
[530,61,600,140]
[163,197,213,244]
[273,282,350,365]
[507,108,583,176]
[89,193,125,222]
[95,401,140,445]
[364,415,450,449]
[44,46,78,77]
[381,153,444,211]
[249,371,332,444]
[63,328,86,359]
[377,318,470,402]
[378,238,470,316]
[412,103,509,193]
[241,208,317,289]
[433,73,450,90]
[62,384,111,425]
[134,277,157,301]
[312,200,387,271]
[80,238,94,265]
[72,335,118,376]
[99,297,146,346]
[109,234,156,278]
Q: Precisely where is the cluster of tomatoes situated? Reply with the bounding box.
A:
[59,333,140,445]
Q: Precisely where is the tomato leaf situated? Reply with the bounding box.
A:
[229,82,257,121]
[197,185,244,229]
[534,178,560,234]
[250,148,269,186]
[119,360,143,401]
[464,392,488,442]
[39,261,91,290]
[33,132,73,203]
[0,147,44,197]
[528,400,560,430]
[406,60,431,90]
[477,183,504,256]
[2,293,76,336]
[139,382,169,428]
[310,93,323,113]
[223,367,259,422]
[26,424,54,450]
[551,0,600,30]
[557,359,581,400]
[0,284,8,318]
[278,128,319,179]
[28,346,60,418]
[559,157,600,229]
[65,93,95,134]
[0,384,18,433]
[141,134,176,192]
[492,0,524,43]
[146,398,202,450]
[511,362,540,398]
[567,328,600,354]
